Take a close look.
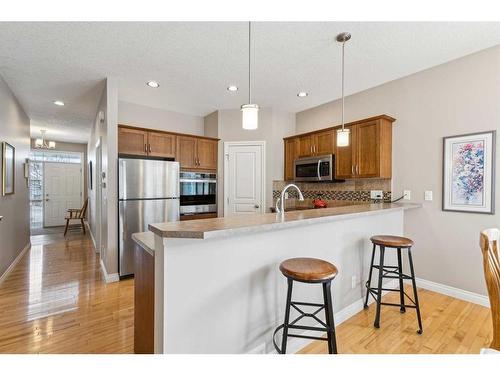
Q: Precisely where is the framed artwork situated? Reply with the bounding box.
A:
[2,142,15,196]
[89,161,93,190]
[443,130,496,214]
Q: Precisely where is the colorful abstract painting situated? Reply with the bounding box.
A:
[443,131,495,214]
[451,141,484,205]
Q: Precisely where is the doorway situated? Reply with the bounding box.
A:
[223,141,266,217]
[29,150,84,234]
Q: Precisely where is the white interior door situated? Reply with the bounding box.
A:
[43,162,82,227]
[224,142,265,216]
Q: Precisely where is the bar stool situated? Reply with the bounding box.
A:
[273,257,339,354]
[364,235,423,334]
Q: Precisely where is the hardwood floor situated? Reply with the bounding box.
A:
[0,231,492,354]
[0,231,133,353]
[299,286,492,354]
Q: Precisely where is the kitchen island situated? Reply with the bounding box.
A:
[133,203,420,354]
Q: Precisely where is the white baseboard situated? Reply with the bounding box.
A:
[272,280,398,354]
[88,224,98,253]
[0,242,31,286]
[410,277,489,308]
[100,258,119,283]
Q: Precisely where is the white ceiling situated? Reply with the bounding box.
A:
[0,22,499,143]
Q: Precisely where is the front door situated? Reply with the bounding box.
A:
[224,142,264,216]
[43,162,82,227]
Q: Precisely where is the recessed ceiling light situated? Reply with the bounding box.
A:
[297,92,308,98]
[53,100,65,106]
[147,81,160,88]
[227,85,238,92]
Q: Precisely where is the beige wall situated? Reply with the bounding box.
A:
[118,101,204,136]
[296,45,500,295]
[30,139,88,203]
[0,75,30,279]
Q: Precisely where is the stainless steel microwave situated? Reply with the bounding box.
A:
[293,154,343,182]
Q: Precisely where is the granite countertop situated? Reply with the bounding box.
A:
[148,203,421,240]
[132,232,155,255]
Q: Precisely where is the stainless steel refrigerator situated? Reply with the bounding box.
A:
[118,158,180,277]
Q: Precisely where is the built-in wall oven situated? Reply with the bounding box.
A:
[179,171,217,217]
[294,154,344,182]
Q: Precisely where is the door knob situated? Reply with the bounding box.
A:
[45,198,49,201]
[254,204,260,209]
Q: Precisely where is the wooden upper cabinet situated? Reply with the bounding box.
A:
[335,125,356,179]
[197,138,218,170]
[335,118,393,179]
[284,138,297,181]
[148,131,176,158]
[356,121,380,178]
[176,136,198,169]
[314,130,335,156]
[297,135,314,158]
[118,127,148,156]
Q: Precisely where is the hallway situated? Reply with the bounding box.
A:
[0,232,133,353]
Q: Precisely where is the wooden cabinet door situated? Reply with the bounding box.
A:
[314,130,335,156]
[284,138,297,181]
[297,135,314,158]
[118,127,148,156]
[335,125,356,179]
[197,138,218,170]
[356,121,380,178]
[148,131,176,158]
[176,136,198,169]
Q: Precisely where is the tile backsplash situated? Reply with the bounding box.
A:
[273,179,392,203]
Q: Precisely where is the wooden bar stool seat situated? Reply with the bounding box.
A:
[370,235,414,248]
[273,257,339,354]
[279,257,338,283]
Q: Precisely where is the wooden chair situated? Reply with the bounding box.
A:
[480,228,500,351]
[64,198,89,236]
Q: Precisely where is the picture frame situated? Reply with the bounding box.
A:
[442,130,495,214]
[2,141,15,196]
[89,161,93,190]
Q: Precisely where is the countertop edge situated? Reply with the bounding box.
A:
[149,203,421,241]
[132,232,155,256]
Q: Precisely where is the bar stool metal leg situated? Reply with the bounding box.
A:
[280,278,294,353]
[397,248,406,313]
[374,245,385,329]
[322,280,338,354]
[364,242,376,309]
[407,247,423,334]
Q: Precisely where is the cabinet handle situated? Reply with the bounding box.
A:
[351,165,354,175]
[149,144,152,153]
[144,144,147,153]
[356,164,359,175]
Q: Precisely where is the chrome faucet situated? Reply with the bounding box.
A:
[275,184,304,214]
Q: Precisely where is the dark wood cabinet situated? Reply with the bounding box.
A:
[118,125,219,171]
[134,242,154,354]
[176,136,218,171]
[283,115,395,180]
[118,127,148,156]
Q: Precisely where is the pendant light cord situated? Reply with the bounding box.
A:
[341,40,345,131]
[248,21,251,104]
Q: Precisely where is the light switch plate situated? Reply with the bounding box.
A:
[370,190,383,200]
[425,190,433,201]
[403,190,411,200]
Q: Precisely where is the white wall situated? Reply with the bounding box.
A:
[296,45,500,295]
[209,108,295,215]
[118,101,204,136]
[88,78,120,276]
[0,74,30,278]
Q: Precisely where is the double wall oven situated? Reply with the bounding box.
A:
[180,171,217,219]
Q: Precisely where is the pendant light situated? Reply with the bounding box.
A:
[35,129,56,149]
[336,32,351,147]
[241,21,259,130]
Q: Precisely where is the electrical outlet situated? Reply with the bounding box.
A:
[351,275,357,289]
[370,190,383,200]
[424,190,433,201]
[403,190,411,200]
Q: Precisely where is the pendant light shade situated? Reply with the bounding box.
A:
[336,32,351,147]
[241,104,259,130]
[242,22,259,130]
